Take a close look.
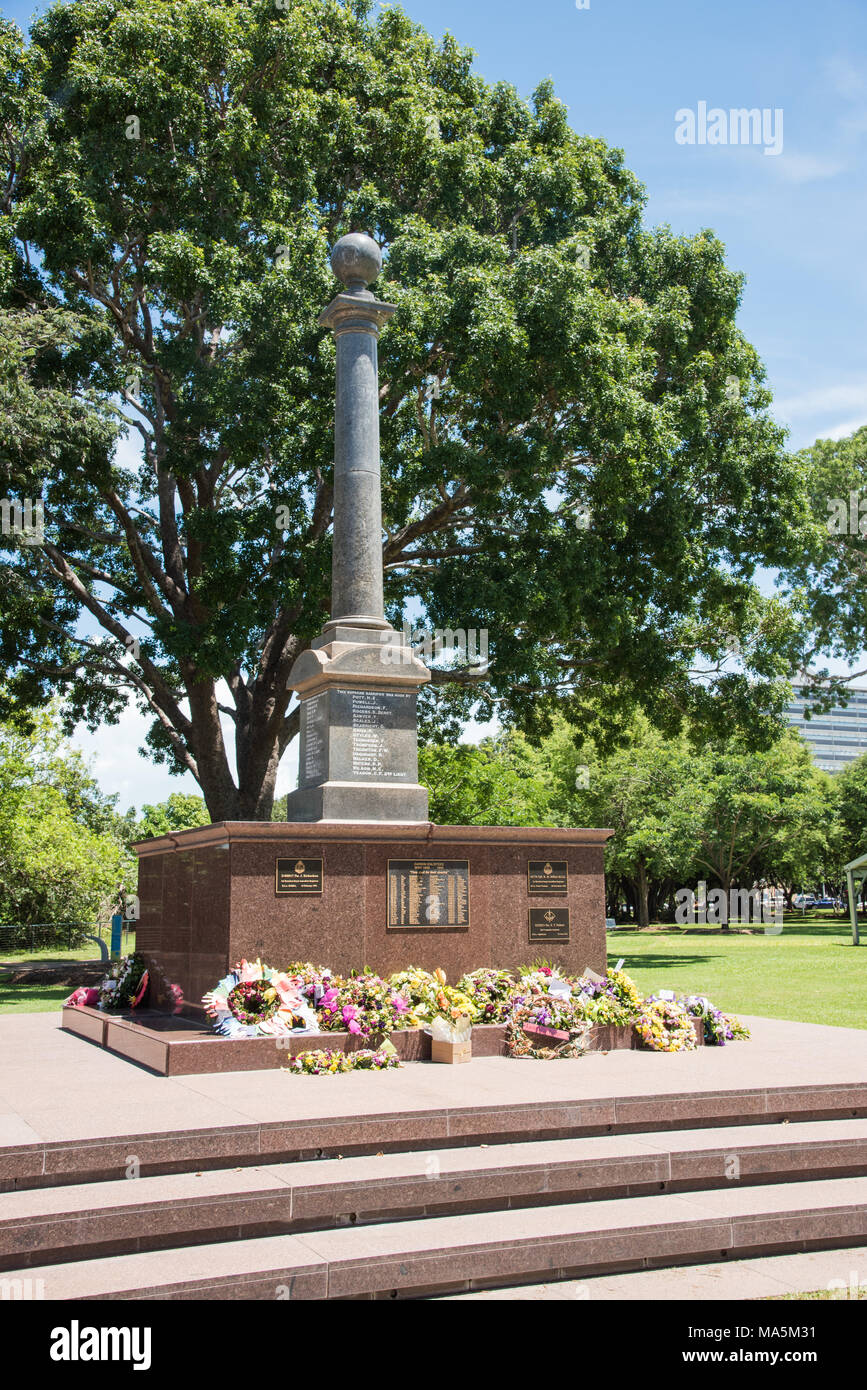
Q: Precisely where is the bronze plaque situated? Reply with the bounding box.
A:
[529,906,570,942]
[528,860,569,895]
[276,857,323,895]
[388,859,470,929]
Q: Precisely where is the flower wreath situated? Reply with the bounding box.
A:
[202,959,317,1038]
[634,997,697,1053]
[506,998,591,1060]
[456,967,516,1023]
[98,953,149,1012]
[685,995,751,1046]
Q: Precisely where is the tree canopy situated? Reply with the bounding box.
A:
[0,705,134,926]
[422,716,840,926]
[0,0,812,819]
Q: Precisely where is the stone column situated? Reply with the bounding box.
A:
[285,234,430,823]
[319,234,393,632]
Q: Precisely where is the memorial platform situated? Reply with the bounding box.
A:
[2,1012,865,1298]
[132,821,612,1012]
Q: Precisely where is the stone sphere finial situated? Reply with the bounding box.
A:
[331,232,382,291]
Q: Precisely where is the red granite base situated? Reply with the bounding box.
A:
[61,1006,702,1077]
[132,820,613,1017]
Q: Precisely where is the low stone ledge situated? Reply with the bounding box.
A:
[60,1007,698,1076]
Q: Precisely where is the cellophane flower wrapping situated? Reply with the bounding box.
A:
[202,959,317,1038]
[428,1014,473,1044]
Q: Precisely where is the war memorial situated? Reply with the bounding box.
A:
[4,246,866,1307]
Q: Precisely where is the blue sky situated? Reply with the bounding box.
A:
[5,0,867,807]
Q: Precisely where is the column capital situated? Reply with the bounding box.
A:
[318,292,396,336]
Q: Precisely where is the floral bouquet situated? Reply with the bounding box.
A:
[515,964,576,998]
[284,1042,401,1075]
[65,986,99,1009]
[389,967,480,1030]
[284,961,336,1010]
[317,973,417,1039]
[506,995,591,1060]
[634,996,697,1052]
[456,968,516,1023]
[425,969,480,1031]
[98,953,149,1012]
[685,995,751,1045]
[572,967,643,1025]
[388,966,441,1012]
[202,959,317,1039]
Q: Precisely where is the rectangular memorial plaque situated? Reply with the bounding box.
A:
[527,860,569,895]
[300,694,328,786]
[388,859,470,930]
[333,687,417,783]
[275,857,324,895]
[528,906,571,942]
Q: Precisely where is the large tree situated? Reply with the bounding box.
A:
[0,706,134,927]
[786,424,867,705]
[0,0,811,820]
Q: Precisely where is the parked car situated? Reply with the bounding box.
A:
[813,897,840,910]
[793,894,816,909]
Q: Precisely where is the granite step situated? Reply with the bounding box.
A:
[2,1119,866,1271]
[7,1175,867,1300]
[5,1079,866,1192]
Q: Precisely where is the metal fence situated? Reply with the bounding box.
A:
[0,922,135,956]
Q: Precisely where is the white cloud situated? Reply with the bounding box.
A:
[769,151,848,184]
[70,690,300,814]
[70,700,196,813]
[815,415,867,442]
[775,381,867,421]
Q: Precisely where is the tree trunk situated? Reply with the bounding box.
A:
[636,857,650,930]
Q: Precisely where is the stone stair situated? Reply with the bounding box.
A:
[2,1086,866,1299]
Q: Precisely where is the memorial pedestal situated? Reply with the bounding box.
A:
[285,626,430,823]
[133,821,612,1014]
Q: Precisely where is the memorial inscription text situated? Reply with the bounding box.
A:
[388,859,470,929]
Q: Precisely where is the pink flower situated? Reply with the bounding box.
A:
[391,993,409,1013]
[346,1019,362,1034]
[319,988,339,1010]
[341,1004,358,1022]
[65,987,99,1008]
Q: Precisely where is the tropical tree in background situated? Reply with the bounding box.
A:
[788,424,867,705]
[418,735,553,826]
[132,791,210,840]
[0,0,814,820]
[0,707,134,927]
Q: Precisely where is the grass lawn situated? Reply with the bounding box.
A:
[0,979,74,1013]
[609,914,866,1030]
[0,939,135,1014]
